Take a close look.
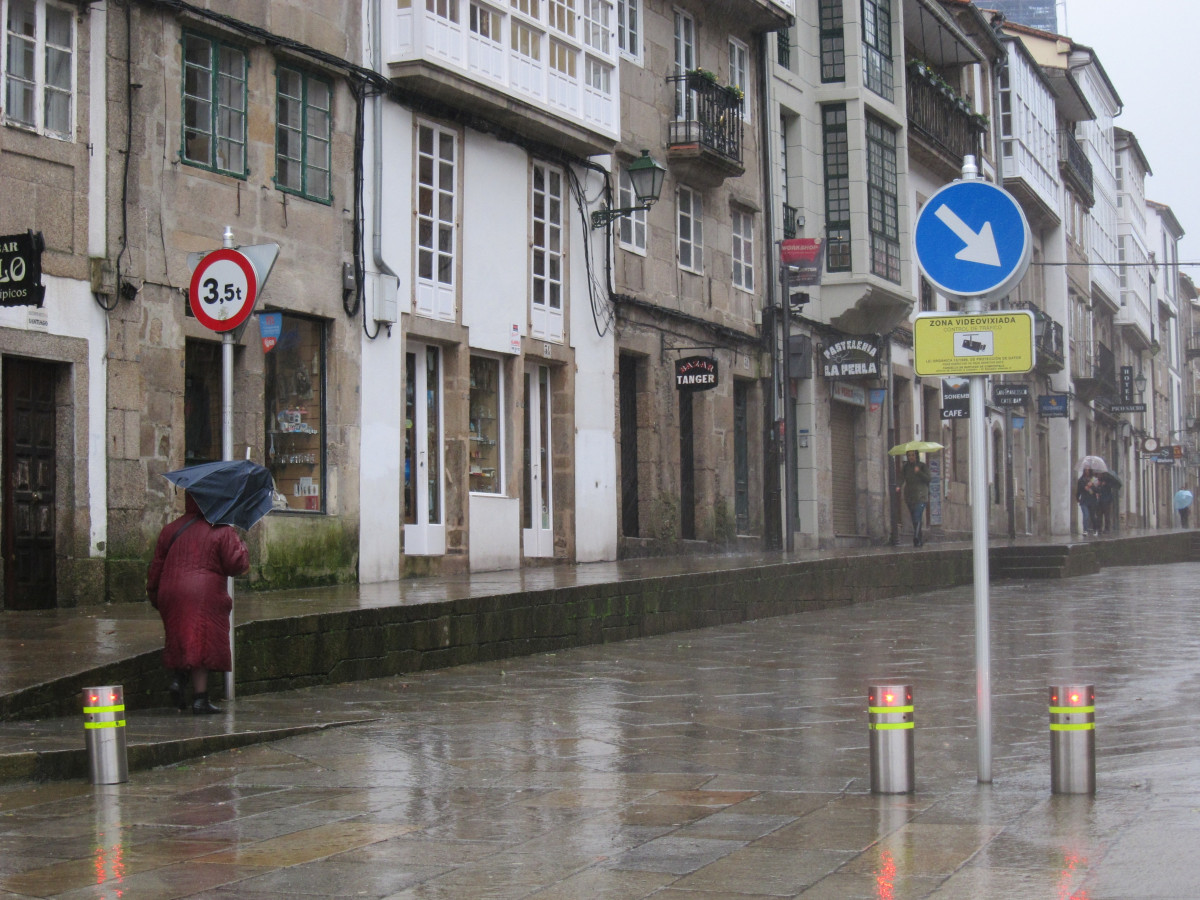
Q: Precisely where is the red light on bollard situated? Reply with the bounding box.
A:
[868,683,914,794]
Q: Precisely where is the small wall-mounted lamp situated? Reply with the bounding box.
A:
[1134,370,1147,396]
[591,150,667,229]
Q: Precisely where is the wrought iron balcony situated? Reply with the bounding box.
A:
[1071,339,1117,399]
[1013,301,1064,373]
[666,72,744,186]
[783,203,800,239]
[905,60,984,166]
[1059,131,1094,207]
[1187,328,1200,362]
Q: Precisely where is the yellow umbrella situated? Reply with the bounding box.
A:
[888,440,944,456]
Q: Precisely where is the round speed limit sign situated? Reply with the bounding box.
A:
[188,248,258,332]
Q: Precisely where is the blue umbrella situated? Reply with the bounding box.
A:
[163,460,276,529]
[1174,489,1193,511]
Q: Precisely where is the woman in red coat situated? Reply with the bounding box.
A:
[147,492,249,714]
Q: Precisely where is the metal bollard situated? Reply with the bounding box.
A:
[1049,684,1094,795]
[83,685,128,785]
[868,683,914,794]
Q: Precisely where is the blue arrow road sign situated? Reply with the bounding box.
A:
[914,180,1031,299]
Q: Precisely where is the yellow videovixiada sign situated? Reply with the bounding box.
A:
[913,310,1035,376]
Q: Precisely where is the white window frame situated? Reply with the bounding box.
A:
[531,160,565,341]
[677,184,703,274]
[469,1,502,43]
[732,208,754,292]
[582,0,611,55]
[1,0,74,139]
[415,120,458,321]
[728,37,749,123]
[616,0,640,61]
[673,9,696,121]
[617,167,647,254]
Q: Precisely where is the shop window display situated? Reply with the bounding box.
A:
[265,314,326,511]
[469,355,502,494]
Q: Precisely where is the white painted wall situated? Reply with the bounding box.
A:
[358,99,413,583]
[462,139,527,353]
[571,165,617,562]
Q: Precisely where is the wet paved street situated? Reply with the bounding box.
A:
[2,560,1200,898]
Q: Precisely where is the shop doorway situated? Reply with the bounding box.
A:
[680,390,695,540]
[3,358,58,609]
[522,365,554,557]
[404,343,445,555]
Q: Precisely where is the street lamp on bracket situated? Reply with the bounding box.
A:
[591,150,668,229]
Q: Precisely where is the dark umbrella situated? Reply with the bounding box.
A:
[163,460,276,530]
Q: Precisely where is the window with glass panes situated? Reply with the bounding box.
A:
[3,0,74,138]
[181,32,247,175]
[822,104,851,271]
[582,0,611,54]
[818,0,844,83]
[618,167,647,253]
[678,185,703,273]
[866,115,900,283]
[416,121,456,289]
[264,315,327,513]
[732,209,754,292]
[548,0,575,35]
[861,0,893,101]
[470,2,501,42]
[728,38,749,117]
[616,0,639,59]
[469,355,503,494]
[531,162,564,318]
[275,66,331,202]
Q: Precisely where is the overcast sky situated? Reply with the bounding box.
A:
[1062,0,1200,266]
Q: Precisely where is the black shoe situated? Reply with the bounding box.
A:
[192,695,221,715]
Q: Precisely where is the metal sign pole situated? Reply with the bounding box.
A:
[959,162,992,784]
[221,226,236,703]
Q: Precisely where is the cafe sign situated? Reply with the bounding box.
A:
[821,336,882,379]
[0,231,46,308]
[675,355,719,392]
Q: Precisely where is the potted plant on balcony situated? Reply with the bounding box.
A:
[686,68,719,91]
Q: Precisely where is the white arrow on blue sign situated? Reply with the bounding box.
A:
[914,180,1031,299]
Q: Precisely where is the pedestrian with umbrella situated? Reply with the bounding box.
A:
[147,460,274,714]
[890,441,941,546]
[1174,488,1193,529]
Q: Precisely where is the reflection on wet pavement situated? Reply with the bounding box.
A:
[2,562,1200,897]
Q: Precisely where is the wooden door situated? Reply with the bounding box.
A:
[3,358,57,609]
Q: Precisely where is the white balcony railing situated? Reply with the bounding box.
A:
[388,1,619,141]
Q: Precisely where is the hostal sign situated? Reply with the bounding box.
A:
[675,356,719,392]
[822,337,881,379]
[0,231,46,308]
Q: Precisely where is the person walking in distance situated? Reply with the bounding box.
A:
[147,492,249,714]
[1076,467,1099,536]
[897,450,932,546]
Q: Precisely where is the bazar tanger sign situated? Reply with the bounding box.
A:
[821,337,881,379]
[675,355,719,392]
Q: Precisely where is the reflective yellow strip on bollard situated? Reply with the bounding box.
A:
[869,721,915,730]
[868,705,914,714]
[1048,706,1094,715]
[1049,722,1094,731]
[84,720,127,729]
[82,705,126,714]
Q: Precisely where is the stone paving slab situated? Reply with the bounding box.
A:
[1,559,1198,897]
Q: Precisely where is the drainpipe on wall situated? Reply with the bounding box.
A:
[371,0,400,296]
